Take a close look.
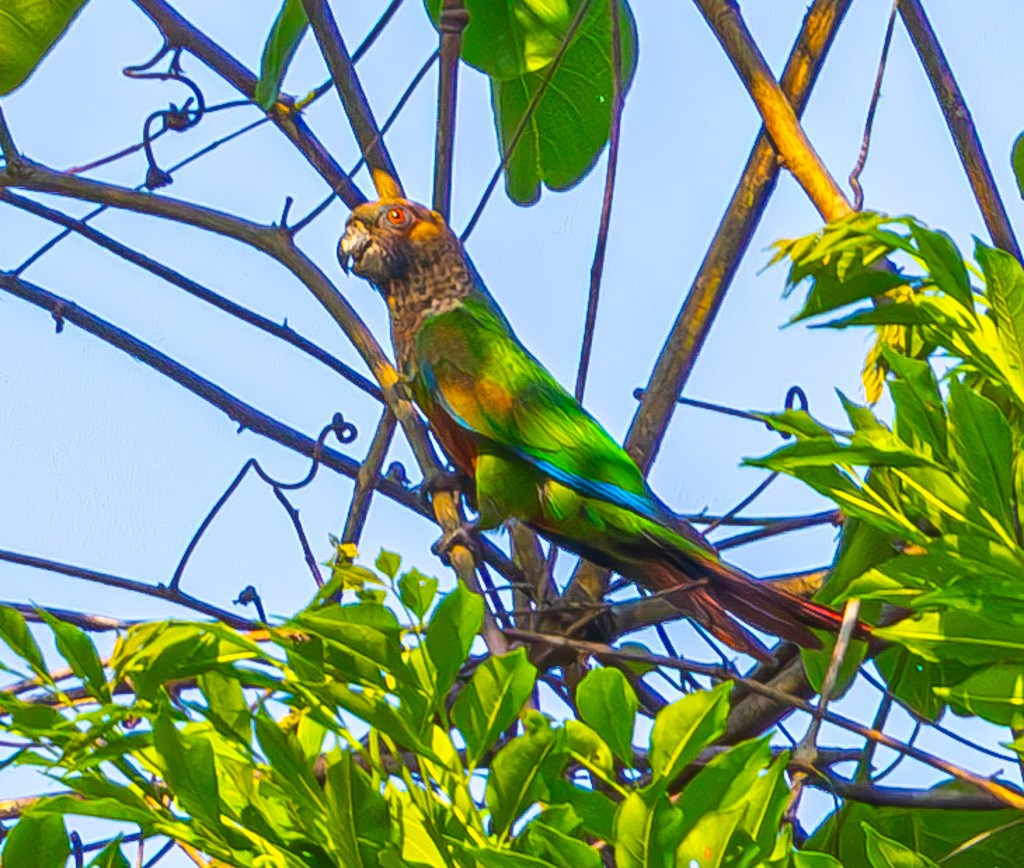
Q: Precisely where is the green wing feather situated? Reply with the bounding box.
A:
[415,295,672,523]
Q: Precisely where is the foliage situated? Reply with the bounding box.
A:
[0,558,805,868]
[0,0,89,95]
[766,213,1024,727]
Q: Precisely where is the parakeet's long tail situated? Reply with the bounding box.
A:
[641,536,869,662]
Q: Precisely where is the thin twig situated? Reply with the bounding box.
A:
[0,549,257,629]
[574,0,624,402]
[0,189,381,399]
[785,598,861,828]
[0,106,19,164]
[898,0,1022,260]
[715,510,839,551]
[301,0,398,179]
[342,410,397,544]
[132,0,364,204]
[848,2,898,211]
[432,0,468,218]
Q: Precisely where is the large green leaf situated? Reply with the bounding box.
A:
[254,0,308,110]
[808,784,1024,864]
[935,663,1024,727]
[575,666,637,765]
[863,824,941,868]
[2,811,69,868]
[425,582,484,696]
[0,0,88,95]
[976,242,1024,393]
[427,0,637,204]
[452,647,537,768]
[646,682,730,790]
[615,791,682,868]
[485,713,564,840]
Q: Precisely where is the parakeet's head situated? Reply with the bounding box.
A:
[338,170,455,294]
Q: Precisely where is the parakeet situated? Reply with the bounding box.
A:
[338,173,863,659]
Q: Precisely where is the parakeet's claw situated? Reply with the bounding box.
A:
[430,520,481,565]
[417,467,471,510]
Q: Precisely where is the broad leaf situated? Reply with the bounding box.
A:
[646,682,730,789]
[576,666,637,765]
[254,0,308,110]
[0,0,88,95]
[3,811,69,868]
[615,791,682,868]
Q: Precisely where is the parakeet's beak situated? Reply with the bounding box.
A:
[338,220,372,275]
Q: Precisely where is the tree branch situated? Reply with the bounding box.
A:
[342,409,397,544]
[898,0,1022,260]
[0,105,18,164]
[691,0,853,222]
[301,0,398,180]
[131,0,365,205]
[432,0,468,218]
[809,774,1019,811]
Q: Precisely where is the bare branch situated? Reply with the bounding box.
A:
[809,774,1019,811]
[301,0,398,180]
[131,0,365,205]
[342,410,397,544]
[0,105,19,164]
[898,0,1022,260]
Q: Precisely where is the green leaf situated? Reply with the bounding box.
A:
[564,720,614,776]
[3,811,69,868]
[399,568,439,620]
[254,0,308,110]
[0,0,89,95]
[875,610,1024,665]
[324,750,389,867]
[947,380,1015,536]
[910,224,973,311]
[674,804,746,868]
[452,647,536,767]
[515,806,601,867]
[37,608,109,702]
[87,836,130,868]
[375,548,402,580]
[425,582,484,696]
[647,682,730,789]
[1012,131,1024,202]
[198,669,251,744]
[863,823,941,868]
[791,266,907,324]
[614,791,682,868]
[486,712,563,840]
[976,241,1024,390]
[810,791,1024,864]
[884,349,947,461]
[935,663,1024,728]
[152,713,221,827]
[576,667,637,765]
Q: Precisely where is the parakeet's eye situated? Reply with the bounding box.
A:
[383,206,410,228]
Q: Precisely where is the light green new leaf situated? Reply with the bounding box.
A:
[198,669,251,745]
[3,811,69,868]
[863,824,941,868]
[0,0,89,95]
[976,241,1024,392]
[254,0,308,110]
[452,647,537,767]
[576,666,637,765]
[674,804,745,868]
[647,682,730,789]
[375,548,402,579]
[875,610,1024,665]
[324,751,389,867]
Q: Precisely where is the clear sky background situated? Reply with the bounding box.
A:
[3,0,1024,848]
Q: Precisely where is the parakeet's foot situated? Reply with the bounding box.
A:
[430,520,481,565]
[417,466,471,510]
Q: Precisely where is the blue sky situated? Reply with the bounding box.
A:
[3,0,1024,845]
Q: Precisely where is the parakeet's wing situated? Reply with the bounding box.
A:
[415,295,673,525]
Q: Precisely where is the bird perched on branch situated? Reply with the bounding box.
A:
[339,171,864,660]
